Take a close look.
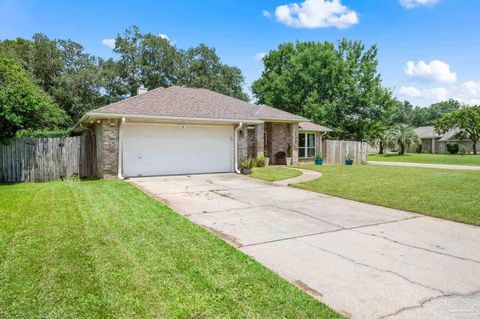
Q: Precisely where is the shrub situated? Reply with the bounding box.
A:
[446,143,459,154]
[240,158,255,169]
[315,152,323,160]
[16,129,72,138]
[255,155,266,167]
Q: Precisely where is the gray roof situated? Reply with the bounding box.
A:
[415,126,463,141]
[299,121,332,132]
[89,86,306,122]
[415,126,442,139]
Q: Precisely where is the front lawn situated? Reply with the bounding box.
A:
[250,166,302,181]
[294,165,480,226]
[0,180,341,319]
[369,153,480,166]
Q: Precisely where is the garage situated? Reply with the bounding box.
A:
[122,123,234,177]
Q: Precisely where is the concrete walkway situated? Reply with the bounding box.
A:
[369,160,480,170]
[130,173,480,319]
[274,167,322,186]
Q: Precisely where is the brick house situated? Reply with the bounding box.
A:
[73,86,330,178]
[415,126,479,154]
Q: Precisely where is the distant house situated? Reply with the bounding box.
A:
[415,126,479,154]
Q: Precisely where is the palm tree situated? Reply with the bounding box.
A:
[386,124,419,155]
[370,131,388,154]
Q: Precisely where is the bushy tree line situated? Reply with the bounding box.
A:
[0,26,248,137]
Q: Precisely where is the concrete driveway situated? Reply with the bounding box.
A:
[130,173,480,319]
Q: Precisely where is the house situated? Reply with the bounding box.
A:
[73,86,331,178]
[415,126,478,154]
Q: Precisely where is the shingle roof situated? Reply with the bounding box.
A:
[415,126,442,139]
[90,86,307,122]
[299,121,332,132]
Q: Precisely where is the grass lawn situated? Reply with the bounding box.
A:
[250,166,302,181]
[369,153,480,166]
[0,180,341,319]
[293,164,480,226]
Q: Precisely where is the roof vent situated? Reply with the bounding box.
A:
[137,85,148,95]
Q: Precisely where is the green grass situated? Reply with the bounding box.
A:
[250,167,302,181]
[369,153,480,166]
[294,164,480,226]
[0,180,341,319]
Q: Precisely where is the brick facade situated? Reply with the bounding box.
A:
[95,119,119,178]
[237,126,248,164]
[264,122,299,165]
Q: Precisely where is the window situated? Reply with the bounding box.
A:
[298,133,316,158]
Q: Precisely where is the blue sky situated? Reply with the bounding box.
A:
[1,0,479,106]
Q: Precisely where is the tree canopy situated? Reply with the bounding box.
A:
[252,39,395,141]
[435,106,480,154]
[0,26,249,130]
[0,57,68,137]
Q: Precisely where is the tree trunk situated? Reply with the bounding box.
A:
[399,143,405,155]
[473,141,478,155]
[378,141,384,154]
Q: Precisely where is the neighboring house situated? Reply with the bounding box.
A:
[415,126,479,154]
[73,86,331,178]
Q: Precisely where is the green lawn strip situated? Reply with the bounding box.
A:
[0,180,342,319]
[368,153,480,166]
[250,167,302,181]
[293,165,480,226]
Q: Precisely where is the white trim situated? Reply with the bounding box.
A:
[88,112,263,124]
[117,117,125,179]
[234,122,243,174]
[298,132,316,158]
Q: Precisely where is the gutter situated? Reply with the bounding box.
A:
[117,117,125,179]
[234,122,243,174]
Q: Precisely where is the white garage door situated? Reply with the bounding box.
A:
[122,123,234,177]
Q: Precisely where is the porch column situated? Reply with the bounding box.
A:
[432,138,436,154]
[254,123,264,157]
[290,123,299,164]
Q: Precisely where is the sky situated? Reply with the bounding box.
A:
[1,0,479,106]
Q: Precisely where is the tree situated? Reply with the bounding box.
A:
[0,58,68,137]
[179,44,248,101]
[252,39,394,141]
[410,99,462,127]
[386,124,419,155]
[435,106,480,155]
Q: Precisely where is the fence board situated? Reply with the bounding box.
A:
[324,140,368,164]
[0,135,96,183]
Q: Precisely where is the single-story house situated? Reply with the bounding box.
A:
[415,126,479,154]
[74,86,331,178]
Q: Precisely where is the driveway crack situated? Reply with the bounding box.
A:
[295,237,447,296]
[377,290,480,319]
[353,229,480,264]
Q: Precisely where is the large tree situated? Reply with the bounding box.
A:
[252,39,395,141]
[0,57,68,137]
[410,99,462,127]
[113,26,248,101]
[435,106,480,155]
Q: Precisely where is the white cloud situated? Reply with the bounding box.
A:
[398,81,480,105]
[405,60,457,83]
[102,38,116,49]
[255,52,267,61]
[399,0,439,9]
[399,86,422,97]
[262,10,272,18]
[158,33,169,41]
[274,0,358,29]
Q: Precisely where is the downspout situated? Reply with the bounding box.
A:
[234,122,243,174]
[117,117,126,179]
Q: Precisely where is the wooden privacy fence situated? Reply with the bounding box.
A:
[323,140,368,164]
[0,135,96,183]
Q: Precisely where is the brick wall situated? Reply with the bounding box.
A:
[265,122,299,165]
[95,119,119,178]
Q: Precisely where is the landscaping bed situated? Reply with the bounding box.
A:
[0,180,341,319]
[293,165,480,226]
